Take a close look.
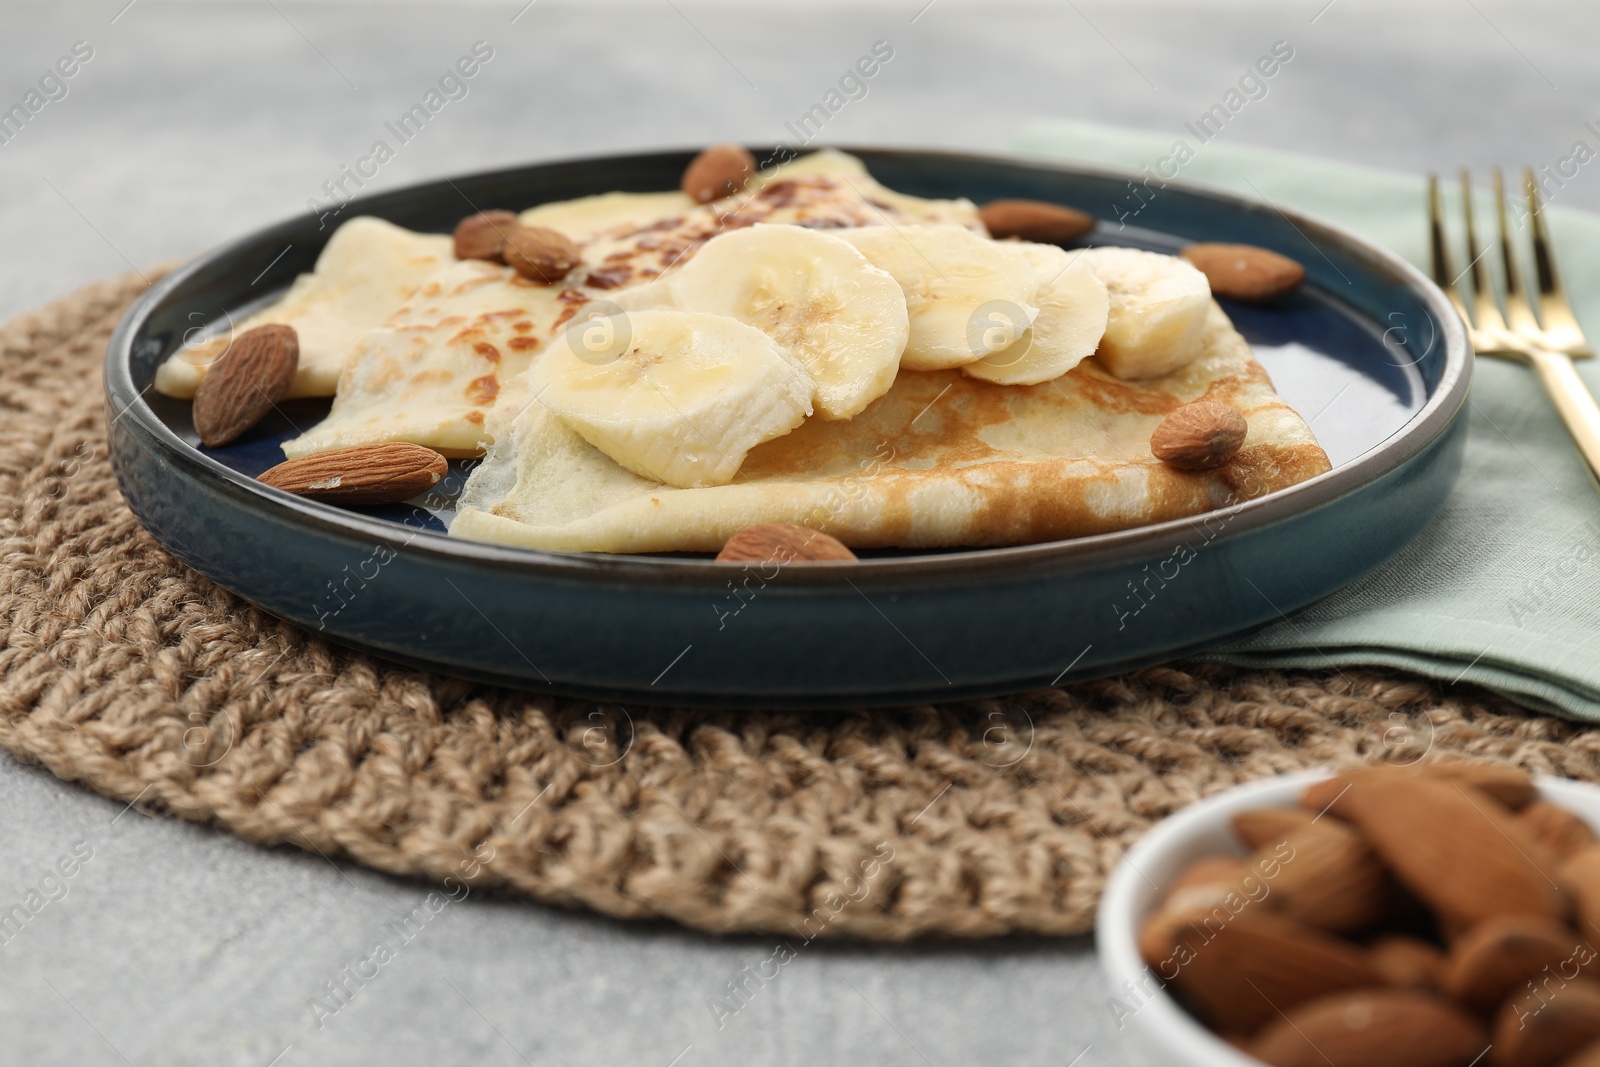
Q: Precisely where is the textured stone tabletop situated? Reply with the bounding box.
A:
[3,1,1598,1064]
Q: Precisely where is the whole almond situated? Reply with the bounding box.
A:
[1328,775,1564,927]
[1442,915,1594,1014]
[681,144,756,204]
[1182,242,1306,302]
[1251,990,1487,1067]
[1232,807,1317,850]
[1150,401,1247,470]
[1303,762,1539,815]
[1492,977,1600,1067]
[716,524,857,563]
[1163,911,1380,1034]
[453,210,520,261]
[1264,819,1394,934]
[1522,803,1600,862]
[1370,935,1447,991]
[1560,847,1600,943]
[504,225,582,283]
[258,443,447,505]
[191,324,299,447]
[1138,856,1253,969]
[979,199,1096,245]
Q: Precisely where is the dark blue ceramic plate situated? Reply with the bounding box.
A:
[105,148,1470,708]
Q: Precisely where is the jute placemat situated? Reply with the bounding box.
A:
[6,271,1600,940]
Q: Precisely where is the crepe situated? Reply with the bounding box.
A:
[449,303,1332,553]
[153,216,453,399]
[281,151,979,457]
[280,260,569,459]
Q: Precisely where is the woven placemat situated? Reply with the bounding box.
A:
[6,271,1600,940]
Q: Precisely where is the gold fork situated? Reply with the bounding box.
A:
[1428,168,1600,482]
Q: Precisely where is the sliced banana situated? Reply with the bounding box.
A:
[837,224,1038,371]
[1078,246,1212,380]
[618,224,909,420]
[526,309,813,489]
[963,244,1110,386]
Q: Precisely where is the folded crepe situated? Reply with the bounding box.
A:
[449,303,1332,553]
[280,151,979,458]
[154,217,453,399]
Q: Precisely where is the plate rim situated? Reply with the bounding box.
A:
[105,144,1471,590]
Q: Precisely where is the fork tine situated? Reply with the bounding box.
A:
[1461,169,1508,335]
[1525,169,1594,356]
[1495,168,1541,336]
[1428,173,1472,326]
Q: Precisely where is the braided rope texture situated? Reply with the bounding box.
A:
[5,271,1600,940]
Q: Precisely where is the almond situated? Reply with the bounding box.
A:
[1138,856,1253,968]
[1557,1038,1600,1067]
[1328,775,1564,927]
[1232,807,1317,850]
[1250,990,1487,1067]
[716,524,857,564]
[1560,848,1600,944]
[1370,934,1446,991]
[1150,401,1247,471]
[1163,910,1380,1034]
[1181,242,1306,302]
[191,324,299,447]
[978,199,1096,245]
[681,143,756,204]
[1522,803,1599,862]
[453,210,520,261]
[1492,977,1600,1067]
[1265,819,1394,934]
[1442,915,1594,1014]
[504,225,581,283]
[258,443,447,505]
[1303,762,1539,815]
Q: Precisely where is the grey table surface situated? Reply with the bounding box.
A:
[3,1,1598,1064]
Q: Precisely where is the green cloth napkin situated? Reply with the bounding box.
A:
[1015,119,1600,720]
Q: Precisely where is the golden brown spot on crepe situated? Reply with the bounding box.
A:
[410,369,453,386]
[473,341,501,364]
[1067,361,1179,416]
[507,336,540,352]
[465,375,500,405]
[465,410,485,425]
[512,321,534,333]
[422,282,442,297]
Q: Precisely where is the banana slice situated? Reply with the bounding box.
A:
[526,309,813,489]
[1078,247,1212,380]
[619,224,908,420]
[963,243,1110,386]
[837,224,1038,371]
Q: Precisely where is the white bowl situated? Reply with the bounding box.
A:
[1094,767,1600,1067]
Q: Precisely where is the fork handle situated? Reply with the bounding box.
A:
[1526,346,1600,485]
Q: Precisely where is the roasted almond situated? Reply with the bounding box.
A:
[1370,934,1447,991]
[1560,847,1600,943]
[716,523,857,564]
[681,143,756,204]
[453,210,520,261]
[1181,242,1306,302]
[1232,807,1317,850]
[1492,977,1600,1067]
[258,443,447,505]
[1523,803,1600,862]
[1150,401,1247,471]
[1251,990,1487,1067]
[191,324,299,447]
[1265,819,1394,934]
[1442,915,1594,1014]
[978,199,1096,245]
[1329,775,1564,927]
[1164,910,1380,1034]
[1138,856,1254,968]
[1303,761,1539,815]
[504,225,582,283]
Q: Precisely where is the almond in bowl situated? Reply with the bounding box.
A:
[1097,765,1600,1067]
